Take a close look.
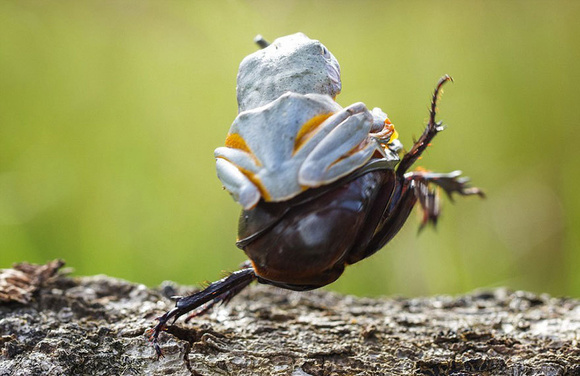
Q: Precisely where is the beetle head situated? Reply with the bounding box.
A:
[237,33,342,113]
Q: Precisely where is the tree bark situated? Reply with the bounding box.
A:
[1,261,579,376]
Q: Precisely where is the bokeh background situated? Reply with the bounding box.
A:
[1,1,579,298]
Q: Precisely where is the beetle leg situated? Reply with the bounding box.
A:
[404,170,485,201]
[404,170,484,230]
[148,266,256,358]
[356,169,483,261]
[396,75,452,176]
[183,261,254,322]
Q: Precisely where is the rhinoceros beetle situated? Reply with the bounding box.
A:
[149,33,483,356]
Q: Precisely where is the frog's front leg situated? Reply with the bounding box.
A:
[298,103,390,187]
[215,158,261,210]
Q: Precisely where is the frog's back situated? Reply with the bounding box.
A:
[236,33,341,113]
[215,33,399,210]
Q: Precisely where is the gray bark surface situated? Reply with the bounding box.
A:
[0,261,579,376]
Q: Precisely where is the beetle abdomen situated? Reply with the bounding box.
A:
[241,170,395,289]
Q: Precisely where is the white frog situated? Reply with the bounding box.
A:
[215,33,401,209]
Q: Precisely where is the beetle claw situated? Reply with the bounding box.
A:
[148,266,257,358]
[147,307,180,359]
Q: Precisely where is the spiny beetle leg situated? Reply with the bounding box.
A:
[404,170,485,201]
[184,261,255,322]
[397,75,453,176]
[365,169,483,255]
[148,266,257,358]
[404,170,485,230]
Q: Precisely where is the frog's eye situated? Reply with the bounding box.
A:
[321,46,330,59]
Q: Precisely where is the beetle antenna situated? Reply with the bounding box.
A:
[254,34,270,49]
[396,75,453,176]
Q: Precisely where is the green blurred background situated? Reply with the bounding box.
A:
[1,1,579,298]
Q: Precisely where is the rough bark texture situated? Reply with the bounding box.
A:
[1,261,579,376]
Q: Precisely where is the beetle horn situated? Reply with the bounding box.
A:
[254,34,270,49]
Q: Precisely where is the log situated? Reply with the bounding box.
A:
[0,261,579,375]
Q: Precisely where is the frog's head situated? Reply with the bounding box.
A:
[237,33,342,112]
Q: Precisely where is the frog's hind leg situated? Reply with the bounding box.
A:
[298,103,379,187]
